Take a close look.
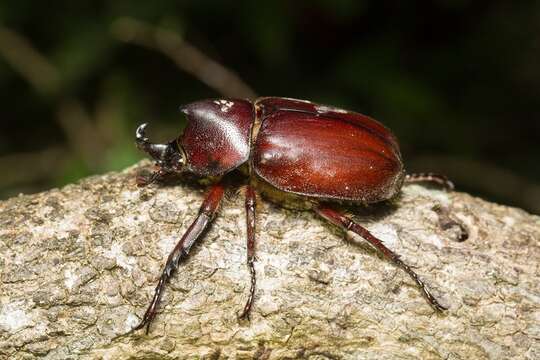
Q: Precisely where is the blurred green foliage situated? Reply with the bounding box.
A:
[0,0,539,213]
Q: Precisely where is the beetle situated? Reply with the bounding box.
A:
[131,97,454,334]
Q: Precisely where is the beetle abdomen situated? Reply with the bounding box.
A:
[252,109,405,203]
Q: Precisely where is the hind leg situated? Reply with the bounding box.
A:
[315,204,447,311]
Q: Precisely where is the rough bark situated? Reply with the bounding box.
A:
[0,161,538,359]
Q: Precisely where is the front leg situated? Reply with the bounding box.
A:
[131,182,226,334]
[136,168,170,187]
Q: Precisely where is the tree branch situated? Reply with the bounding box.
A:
[0,161,538,358]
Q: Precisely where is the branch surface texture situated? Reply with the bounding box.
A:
[0,161,538,359]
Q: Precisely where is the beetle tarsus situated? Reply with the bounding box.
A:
[136,169,168,187]
[395,256,448,312]
[238,307,251,321]
[129,272,166,334]
[405,172,454,191]
[238,259,256,321]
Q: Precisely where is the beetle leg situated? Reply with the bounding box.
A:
[136,168,168,187]
[238,185,257,320]
[315,205,447,312]
[131,182,226,334]
[405,172,454,191]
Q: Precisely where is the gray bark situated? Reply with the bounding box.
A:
[0,161,538,359]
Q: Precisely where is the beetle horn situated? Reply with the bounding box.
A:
[136,123,149,144]
[135,123,169,162]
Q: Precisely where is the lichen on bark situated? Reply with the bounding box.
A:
[0,161,538,359]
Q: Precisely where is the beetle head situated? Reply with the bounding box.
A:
[136,123,185,173]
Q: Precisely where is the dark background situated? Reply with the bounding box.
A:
[1,1,539,214]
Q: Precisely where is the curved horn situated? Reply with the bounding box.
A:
[135,123,169,161]
[136,123,149,145]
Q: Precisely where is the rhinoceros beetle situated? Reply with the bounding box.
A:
[131,97,454,334]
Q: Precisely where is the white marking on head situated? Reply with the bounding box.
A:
[204,110,250,155]
[213,99,235,113]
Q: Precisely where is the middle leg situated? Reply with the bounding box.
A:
[239,185,257,320]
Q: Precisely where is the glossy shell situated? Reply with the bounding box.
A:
[180,99,254,176]
[252,97,405,202]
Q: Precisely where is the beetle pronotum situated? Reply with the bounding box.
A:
[131,97,453,334]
